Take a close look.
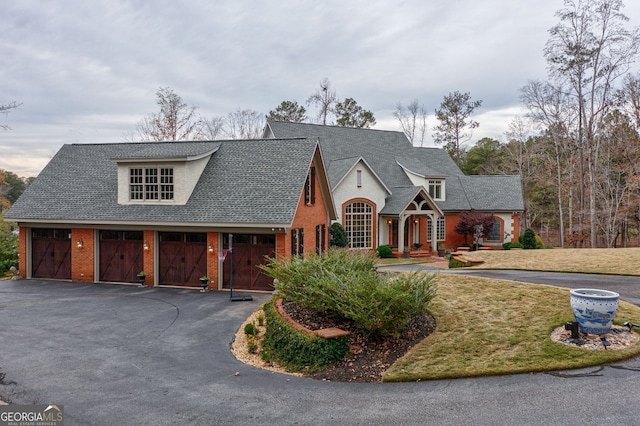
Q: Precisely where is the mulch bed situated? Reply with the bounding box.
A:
[280,300,436,383]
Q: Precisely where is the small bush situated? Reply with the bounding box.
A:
[329,222,348,248]
[256,312,265,327]
[261,301,349,371]
[522,228,537,249]
[535,235,544,249]
[502,242,524,250]
[376,245,393,258]
[246,335,259,354]
[244,322,259,336]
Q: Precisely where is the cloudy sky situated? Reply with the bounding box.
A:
[2,0,640,177]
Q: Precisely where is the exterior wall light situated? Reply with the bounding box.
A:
[143,242,150,250]
[76,239,84,248]
[208,244,214,253]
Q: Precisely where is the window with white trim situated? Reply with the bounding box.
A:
[428,180,444,200]
[427,216,446,241]
[344,201,373,248]
[130,167,174,201]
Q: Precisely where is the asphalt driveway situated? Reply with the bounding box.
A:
[2,277,640,425]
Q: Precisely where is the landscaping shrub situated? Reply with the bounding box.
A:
[329,222,348,248]
[261,249,438,338]
[535,235,545,249]
[522,228,537,249]
[244,322,259,336]
[376,244,393,258]
[502,241,524,250]
[260,301,349,371]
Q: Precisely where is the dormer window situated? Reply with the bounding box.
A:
[129,167,174,201]
[428,180,444,201]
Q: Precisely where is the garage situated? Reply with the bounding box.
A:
[158,232,207,286]
[222,234,275,291]
[99,231,144,283]
[31,228,72,280]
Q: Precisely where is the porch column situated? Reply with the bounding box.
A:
[398,214,407,252]
[427,213,437,253]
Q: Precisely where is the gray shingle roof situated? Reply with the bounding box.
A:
[7,138,319,226]
[267,120,524,213]
[379,187,424,215]
[268,121,415,188]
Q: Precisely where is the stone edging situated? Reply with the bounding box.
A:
[274,298,350,339]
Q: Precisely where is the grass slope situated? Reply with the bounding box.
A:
[462,247,640,276]
[383,274,640,382]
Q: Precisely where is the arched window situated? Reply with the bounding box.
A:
[345,201,373,248]
[486,218,502,241]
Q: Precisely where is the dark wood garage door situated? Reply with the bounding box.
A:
[223,234,275,291]
[99,231,143,283]
[32,228,72,280]
[159,232,207,286]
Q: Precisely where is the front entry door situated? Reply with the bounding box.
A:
[159,232,207,286]
[222,234,275,291]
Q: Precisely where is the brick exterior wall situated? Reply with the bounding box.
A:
[287,160,331,256]
[207,232,219,290]
[18,227,27,277]
[141,230,155,286]
[71,228,95,282]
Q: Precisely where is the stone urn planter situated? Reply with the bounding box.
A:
[570,288,619,335]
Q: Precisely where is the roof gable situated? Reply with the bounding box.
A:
[330,156,391,194]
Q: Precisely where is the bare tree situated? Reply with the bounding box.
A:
[521,80,578,247]
[595,110,640,246]
[619,72,640,130]
[201,116,225,140]
[306,78,337,125]
[1,101,21,130]
[134,87,204,141]
[544,0,640,247]
[224,109,264,139]
[432,91,482,166]
[393,100,428,146]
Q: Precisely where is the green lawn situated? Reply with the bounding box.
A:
[383,273,640,382]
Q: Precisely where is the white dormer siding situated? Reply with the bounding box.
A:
[332,159,388,221]
[116,156,210,205]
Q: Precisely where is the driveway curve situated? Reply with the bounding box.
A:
[1,277,640,425]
